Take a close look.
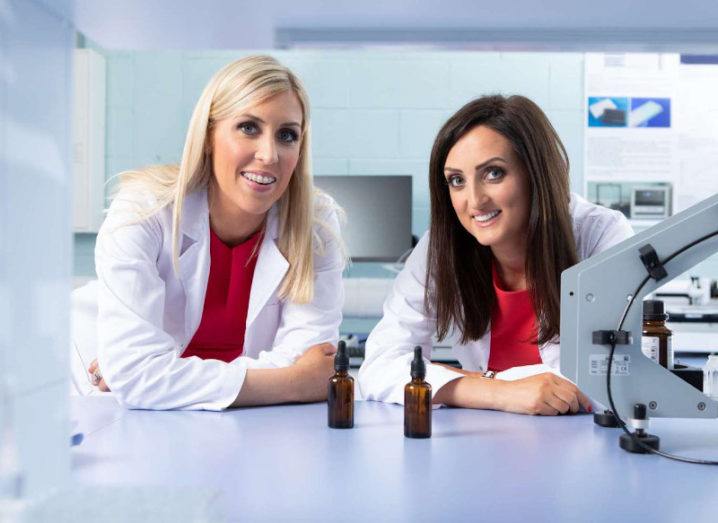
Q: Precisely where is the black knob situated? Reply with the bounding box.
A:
[633,403,647,420]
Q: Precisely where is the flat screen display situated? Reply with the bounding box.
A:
[314,175,413,261]
[635,189,666,206]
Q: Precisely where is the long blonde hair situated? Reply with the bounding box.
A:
[118,55,320,303]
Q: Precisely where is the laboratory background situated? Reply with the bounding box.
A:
[3,0,718,521]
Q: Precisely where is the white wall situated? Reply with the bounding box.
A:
[0,0,74,497]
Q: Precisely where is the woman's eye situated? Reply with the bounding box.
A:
[447,175,465,188]
[485,167,505,181]
[237,121,259,135]
[277,128,299,144]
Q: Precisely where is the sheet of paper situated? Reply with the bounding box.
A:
[585,53,718,214]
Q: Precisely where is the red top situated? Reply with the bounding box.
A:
[181,228,262,362]
[487,265,542,372]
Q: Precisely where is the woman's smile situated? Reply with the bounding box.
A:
[471,209,502,227]
[240,170,279,192]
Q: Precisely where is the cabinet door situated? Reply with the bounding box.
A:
[73,48,106,232]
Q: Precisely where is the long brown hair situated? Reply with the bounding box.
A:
[426,95,577,345]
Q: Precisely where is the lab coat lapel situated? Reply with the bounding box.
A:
[539,341,561,369]
[178,189,211,341]
[247,207,289,329]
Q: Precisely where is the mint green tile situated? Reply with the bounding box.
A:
[399,110,452,159]
[449,52,551,111]
[183,55,238,108]
[106,106,134,159]
[347,58,450,109]
[132,53,185,166]
[412,206,431,237]
[448,53,503,108]
[281,57,349,108]
[312,109,352,158]
[106,52,134,109]
[345,109,400,158]
[312,158,349,175]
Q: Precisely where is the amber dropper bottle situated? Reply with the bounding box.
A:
[328,340,354,429]
[404,346,432,438]
[642,300,673,369]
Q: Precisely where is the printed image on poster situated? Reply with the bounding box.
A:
[587,96,628,127]
[629,97,671,128]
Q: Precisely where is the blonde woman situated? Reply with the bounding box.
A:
[71,55,345,410]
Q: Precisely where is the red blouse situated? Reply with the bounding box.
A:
[487,266,542,372]
[181,228,262,362]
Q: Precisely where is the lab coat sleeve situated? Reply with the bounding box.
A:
[95,198,246,411]
[586,210,634,256]
[358,232,464,405]
[234,202,346,368]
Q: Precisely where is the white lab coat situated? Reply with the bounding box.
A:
[71,188,345,411]
[358,194,634,405]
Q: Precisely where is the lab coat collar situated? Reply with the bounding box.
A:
[180,188,210,243]
[177,188,288,337]
[179,187,280,242]
[178,189,211,341]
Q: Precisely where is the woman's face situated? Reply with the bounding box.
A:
[443,125,530,253]
[210,90,303,221]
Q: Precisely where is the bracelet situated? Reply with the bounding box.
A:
[482,370,496,379]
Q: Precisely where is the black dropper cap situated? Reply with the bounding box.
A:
[334,340,349,371]
[411,346,426,380]
[643,300,667,321]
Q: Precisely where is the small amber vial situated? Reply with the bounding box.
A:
[404,346,432,438]
[328,341,354,429]
[642,300,673,369]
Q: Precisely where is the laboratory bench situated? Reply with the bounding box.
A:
[69,396,718,522]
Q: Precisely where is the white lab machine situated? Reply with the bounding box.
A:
[562,192,718,419]
[630,186,671,220]
[561,192,718,461]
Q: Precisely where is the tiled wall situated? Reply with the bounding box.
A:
[74,50,585,276]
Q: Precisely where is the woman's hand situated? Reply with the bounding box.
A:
[288,343,337,403]
[435,371,591,415]
[88,359,111,392]
[496,372,592,415]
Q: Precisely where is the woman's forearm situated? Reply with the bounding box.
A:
[433,376,505,410]
[229,367,299,407]
[229,343,336,407]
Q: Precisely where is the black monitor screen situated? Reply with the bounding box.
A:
[636,190,665,206]
[314,175,413,261]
